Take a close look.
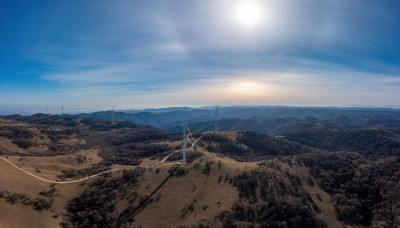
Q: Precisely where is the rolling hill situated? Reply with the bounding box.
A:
[1,114,400,227]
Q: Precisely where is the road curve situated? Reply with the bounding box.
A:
[0,133,204,184]
[0,156,120,184]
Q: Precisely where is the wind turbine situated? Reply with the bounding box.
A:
[111,106,115,123]
[182,120,195,143]
[182,122,186,164]
[181,120,195,164]
[214,102,219,132]
[61,105,64,116]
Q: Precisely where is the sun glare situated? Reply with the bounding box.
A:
[236,81,259,91]
[230,81,265,97]
[233,1,263,28]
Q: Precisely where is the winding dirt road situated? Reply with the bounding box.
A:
[0,156,120,184]
[0,134,204,184]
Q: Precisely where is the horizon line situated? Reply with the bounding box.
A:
[1,104,400,116]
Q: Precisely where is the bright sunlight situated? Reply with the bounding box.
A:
[230,81,266,98]
[233,1,264,28]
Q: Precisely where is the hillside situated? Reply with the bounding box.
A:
[1,115,400,227]
[284,127,400,159]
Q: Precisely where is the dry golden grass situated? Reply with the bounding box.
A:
[0,117,26,126]
[131,150,265,228]
[132,165,237,227]
[218,130,241,141]
[0,124,54,155]
[3,148,103,181]
[0,198,60,228]
[1,147,348,228]
[0,137,28,154]
[0,157,89,228]
[0,120,347,227]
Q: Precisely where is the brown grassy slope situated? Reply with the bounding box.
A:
[276,159,343,227]
[0,199,57,228]
[0,157,89,228]
[129,150,345,228]
[0,117,107,227]
[0,116,347,227]
[0,123,78,156]
[132,154,240,227]
[3,149,103,181]
[1,150,346,228]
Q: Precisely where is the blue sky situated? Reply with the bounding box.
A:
[1,0,400,113]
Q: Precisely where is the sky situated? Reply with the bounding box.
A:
[1,0,400,113]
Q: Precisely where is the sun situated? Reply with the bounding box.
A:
[235,81,260,91]
[233,1,263,28]
[231,81,264,96]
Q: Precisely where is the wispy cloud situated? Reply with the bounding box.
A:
[42,65,143,85]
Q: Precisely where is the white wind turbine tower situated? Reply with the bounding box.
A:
[182,120,195,143]
[181,121,187,164]
[61,105,64,116]
[111,106,115,123]
[214,102,219,132]
[181,120,195,164]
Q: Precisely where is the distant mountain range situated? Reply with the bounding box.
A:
[74,106,400,134]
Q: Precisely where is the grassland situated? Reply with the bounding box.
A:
[1,115,399,227]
